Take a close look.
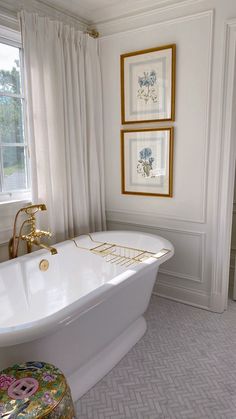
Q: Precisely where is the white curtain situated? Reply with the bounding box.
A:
[19,11,106,242]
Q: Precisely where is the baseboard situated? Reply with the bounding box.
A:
[153,282,211,311]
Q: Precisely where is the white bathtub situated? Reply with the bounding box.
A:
[0,231,173,400]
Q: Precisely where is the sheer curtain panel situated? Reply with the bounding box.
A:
[20,11,106,242]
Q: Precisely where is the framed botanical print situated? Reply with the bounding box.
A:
[120,44,176,124]
[121,127,174,197]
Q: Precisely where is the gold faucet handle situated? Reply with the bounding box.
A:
[35,229,52,238]
[21,234,34,242]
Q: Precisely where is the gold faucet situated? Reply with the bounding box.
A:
[8,204,58,259]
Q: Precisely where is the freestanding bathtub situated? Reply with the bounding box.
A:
[0,231,174,400]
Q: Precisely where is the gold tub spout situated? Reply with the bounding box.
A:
[38,243,58,255]
[21,237,58,256]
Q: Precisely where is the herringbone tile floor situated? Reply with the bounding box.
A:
[75,296,236,419]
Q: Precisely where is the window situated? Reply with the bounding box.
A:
[0,36,30,203]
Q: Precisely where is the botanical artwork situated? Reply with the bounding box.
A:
[121,128,173,197]
[121,44,175,123]
[137,147,155,178]
[137,71,158,105]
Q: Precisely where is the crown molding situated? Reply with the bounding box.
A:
[0,0,208,35]
[0,0,89,31]
[0,2,19,31]
[92,0,207,35]
[35,0,89,26]
[92,0,204,25]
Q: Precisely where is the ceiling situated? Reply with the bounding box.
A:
[39,0,181,24]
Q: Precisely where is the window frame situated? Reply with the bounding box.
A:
[0,25,31,245]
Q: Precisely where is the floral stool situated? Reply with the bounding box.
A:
[0,361,75,418]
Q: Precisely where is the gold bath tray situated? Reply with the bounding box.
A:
[71,234,171,267]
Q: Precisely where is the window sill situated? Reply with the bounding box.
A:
[0,198,31,209]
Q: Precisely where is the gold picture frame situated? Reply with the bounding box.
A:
[120,44,176,124]
[121,127,174,197]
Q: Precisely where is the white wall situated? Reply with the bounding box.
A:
[229,173,236,296]
[232,176,236,260]
[99,0,236,311]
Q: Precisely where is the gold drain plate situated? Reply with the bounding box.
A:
[39,259,49,271]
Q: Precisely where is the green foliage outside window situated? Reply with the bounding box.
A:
[0,62,24,168]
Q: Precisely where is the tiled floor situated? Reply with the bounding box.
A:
[75,296,236,419]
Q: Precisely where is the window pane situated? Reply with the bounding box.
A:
[0,96,24,143]
[3,146,27,191]
[0,43,21,94]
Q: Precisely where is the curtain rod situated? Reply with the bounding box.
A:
[86,29,99,38]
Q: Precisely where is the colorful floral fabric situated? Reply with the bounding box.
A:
[0,374,16,390]
[0,361,75,418]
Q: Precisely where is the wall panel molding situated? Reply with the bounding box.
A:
[106,206,207,225]
[212,18,236,311]
[201,9,214,225]
[106,208,202,224]
[106,211,206,233]
[103,9,214,224]
[107,218,206,285]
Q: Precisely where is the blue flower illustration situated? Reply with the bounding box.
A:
[137,70,158,104]
[138,71,157,88]
[137,148,155,178]
[139,148,152,161]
